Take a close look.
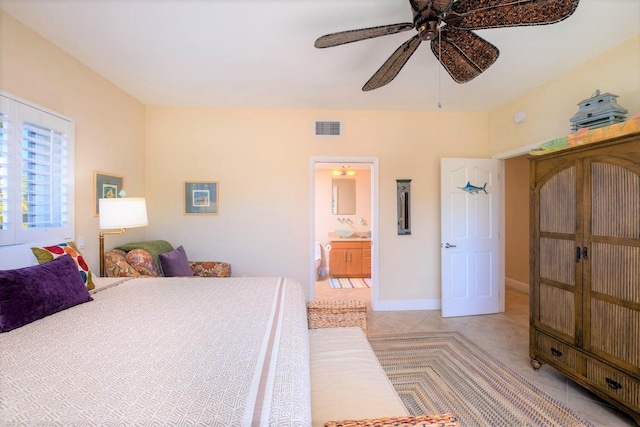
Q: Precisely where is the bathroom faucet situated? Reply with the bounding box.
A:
[337,217,356,229]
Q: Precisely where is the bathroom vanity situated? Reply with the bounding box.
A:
[328,233,371,278]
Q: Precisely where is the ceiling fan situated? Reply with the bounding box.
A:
[315,0,580,91]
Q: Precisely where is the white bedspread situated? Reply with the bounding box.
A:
[0,277,311,426]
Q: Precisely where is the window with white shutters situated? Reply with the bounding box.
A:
[0,110,9,234]
[0,93,74,246]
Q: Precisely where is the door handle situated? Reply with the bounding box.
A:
[443,243,457,248]
[576,246,588,262]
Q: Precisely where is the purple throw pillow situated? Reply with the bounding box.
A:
[0,254,93,332]
[159,245,194,277]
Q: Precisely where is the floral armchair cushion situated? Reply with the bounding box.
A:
[104,249,141,278]
[189,261,231,278]
[104,241,230,278]
[126,249,160,276]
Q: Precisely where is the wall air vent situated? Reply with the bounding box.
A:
[314,120,342,137]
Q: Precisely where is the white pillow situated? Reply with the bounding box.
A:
[0,238,72,270]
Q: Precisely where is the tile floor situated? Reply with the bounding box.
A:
[314,279,637,426]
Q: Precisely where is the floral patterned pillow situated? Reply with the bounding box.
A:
[126,249,160,277]
[31,241,95,290]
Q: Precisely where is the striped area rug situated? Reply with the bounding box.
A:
[368,332,594,427]
[329,278,371,289]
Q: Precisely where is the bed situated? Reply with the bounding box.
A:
[0,276,312,426]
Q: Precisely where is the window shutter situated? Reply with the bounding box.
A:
[0,93,74,246]
[21,121,69,229]
[0,110,9,234]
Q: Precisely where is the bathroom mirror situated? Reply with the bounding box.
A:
[397,179,411,235]
[331,178,356,214]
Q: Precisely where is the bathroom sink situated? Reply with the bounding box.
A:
[335,229,356,238]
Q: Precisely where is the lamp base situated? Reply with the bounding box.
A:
[99,229,126,277]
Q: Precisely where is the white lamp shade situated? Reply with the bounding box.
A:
[99,197,148,229]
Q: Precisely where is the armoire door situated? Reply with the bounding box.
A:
[583,155,640,373]
[532,158,583,346]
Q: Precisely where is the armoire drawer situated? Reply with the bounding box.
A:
[585,358,640,410]
[535,331,581,375]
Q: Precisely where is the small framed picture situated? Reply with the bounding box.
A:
[184,182,218,215]
[94,171,124,216]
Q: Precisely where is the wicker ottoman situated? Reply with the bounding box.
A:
[307,300,367,334]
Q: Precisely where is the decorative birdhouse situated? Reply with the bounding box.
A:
[570,90,628,132]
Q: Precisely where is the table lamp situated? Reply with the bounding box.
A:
[99,197,148,277]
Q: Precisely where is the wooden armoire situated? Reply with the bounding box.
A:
[529,131,640,423]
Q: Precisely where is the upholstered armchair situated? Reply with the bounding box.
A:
[104,240,231,278]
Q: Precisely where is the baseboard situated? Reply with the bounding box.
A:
[505,277,529,294]
[374,298,440,312]
[373,279,528,311]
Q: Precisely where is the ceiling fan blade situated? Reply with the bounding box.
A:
[447,0,580,30]
[409,0,455,14]
[431,28,499,83]
[315,23,414,48]
[362,34,422,91]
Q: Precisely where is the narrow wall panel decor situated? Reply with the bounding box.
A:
[396,179,411,235]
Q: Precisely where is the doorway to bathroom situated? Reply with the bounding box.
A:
[309,157,378,309]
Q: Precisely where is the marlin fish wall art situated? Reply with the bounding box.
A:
[458,182,488,194]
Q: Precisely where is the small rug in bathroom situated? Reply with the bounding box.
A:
[329,278,371,289]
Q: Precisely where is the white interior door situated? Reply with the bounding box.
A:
[441,158,501,317]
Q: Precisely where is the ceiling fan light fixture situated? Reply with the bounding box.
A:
[419,20,440,40]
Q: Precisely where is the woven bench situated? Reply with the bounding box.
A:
[307,300,367,334]
[307,301,459,427]
[324,414,460,426]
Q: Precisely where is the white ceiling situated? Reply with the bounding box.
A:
[1,0,638,112]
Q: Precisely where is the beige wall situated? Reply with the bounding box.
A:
[145,107,490,304]
[2,9,491,306]
[491,35,640,293]
[504,155,530,285]
[5,8,639,308]
[0,11,147,270]
[489,35,640,155]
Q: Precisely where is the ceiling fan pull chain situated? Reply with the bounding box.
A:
[438,29,442,109]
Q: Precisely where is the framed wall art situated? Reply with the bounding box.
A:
[184,181,218,215]
[94,171,124,216]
